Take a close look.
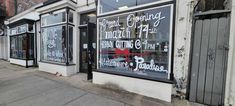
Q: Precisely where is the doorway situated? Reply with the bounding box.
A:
[188,12,230,105]
[79,23,97,80]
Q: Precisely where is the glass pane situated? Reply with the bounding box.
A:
[99,0,164,14]
[16,35,26,59]
[28,34,34,59]
[28,24,34,32]
[41,11,66,26]
[11,28,17,35]
[69,11,74,23]
[98,5,173,80]
[137,0,159,5]
[41,25,67,63]
[80,12,97,25]
[18,25,27,34]
[68,26,73,63]
[10,36,18,58]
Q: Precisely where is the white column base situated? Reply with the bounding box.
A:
[10,58,34,67]
[38,62,76,76]
[93,71,172,102]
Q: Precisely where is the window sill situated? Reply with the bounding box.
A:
[94,69,174,84]
[39,61,75,66]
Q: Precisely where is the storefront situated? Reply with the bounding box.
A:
[93,0,175,102]
[8,19,36,67]
[35,0,81,76]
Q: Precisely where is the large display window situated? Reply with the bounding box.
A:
[98,2,174,81]
[9,21,35,61]
[40,8,74,65]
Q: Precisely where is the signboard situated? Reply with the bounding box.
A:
[98,4,174,80]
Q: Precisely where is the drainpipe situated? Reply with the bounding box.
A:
[14,0,17,15]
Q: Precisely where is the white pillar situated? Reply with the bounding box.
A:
[225,0,235,105]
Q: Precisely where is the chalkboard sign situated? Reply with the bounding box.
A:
[98,4,174,80]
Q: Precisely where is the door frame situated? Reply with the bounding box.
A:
[78,23,96,80]
[187,10,231,105]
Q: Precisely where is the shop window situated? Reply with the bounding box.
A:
[99,0,166,14]
[80,12,97,25]
[41,10,66,27]
[10,34,34,59]
[69,11,74,23]
[68,26,73,63]
[9,20,35,60]
[40,8,74,64]
[28,34,34,59]
[41,25,67,63]
[98,4,174,80]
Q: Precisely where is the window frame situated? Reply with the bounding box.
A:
[41,9,67,28]
[39,7,75,65]
[9,32,35,60]
[97,1,176,83]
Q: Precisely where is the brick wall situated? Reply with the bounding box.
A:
[16,0,47,14]
[0,0,47,18]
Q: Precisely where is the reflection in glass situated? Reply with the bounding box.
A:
[40,8,74,64]
[98,5,172,80]
[69,11,74,23]
[41,11,66,27]
[68,26,73,63]
[80,12,97,25]
[41,25,66,63]
[99,0,163,14]
[10,34,29,59]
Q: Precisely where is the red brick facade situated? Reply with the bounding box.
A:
[16,0,47,14]
[0,0,46,18]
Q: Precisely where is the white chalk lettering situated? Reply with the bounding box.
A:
[133,56,168,73]
[127,12,165,28]
[101,41,114,48]
[115,40,133,48]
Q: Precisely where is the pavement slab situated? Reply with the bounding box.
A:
[0,60,202,106]
[0,76,62,105]
[65,93,125,106]
[7,86,87,106]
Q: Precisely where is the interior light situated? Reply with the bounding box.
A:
[118,6,128,10]
[87,13,96,17]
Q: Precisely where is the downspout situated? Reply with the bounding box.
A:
[14,0,17,15]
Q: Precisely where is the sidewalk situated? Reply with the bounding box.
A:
[0,60,200,106]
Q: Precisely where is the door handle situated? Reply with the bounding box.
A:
[223,44,229,51]
[218,44,229,50]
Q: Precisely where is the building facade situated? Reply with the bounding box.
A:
[1,0,235,105]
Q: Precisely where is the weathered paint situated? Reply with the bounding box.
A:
[225,0,235,105]
[173,0,195,96]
